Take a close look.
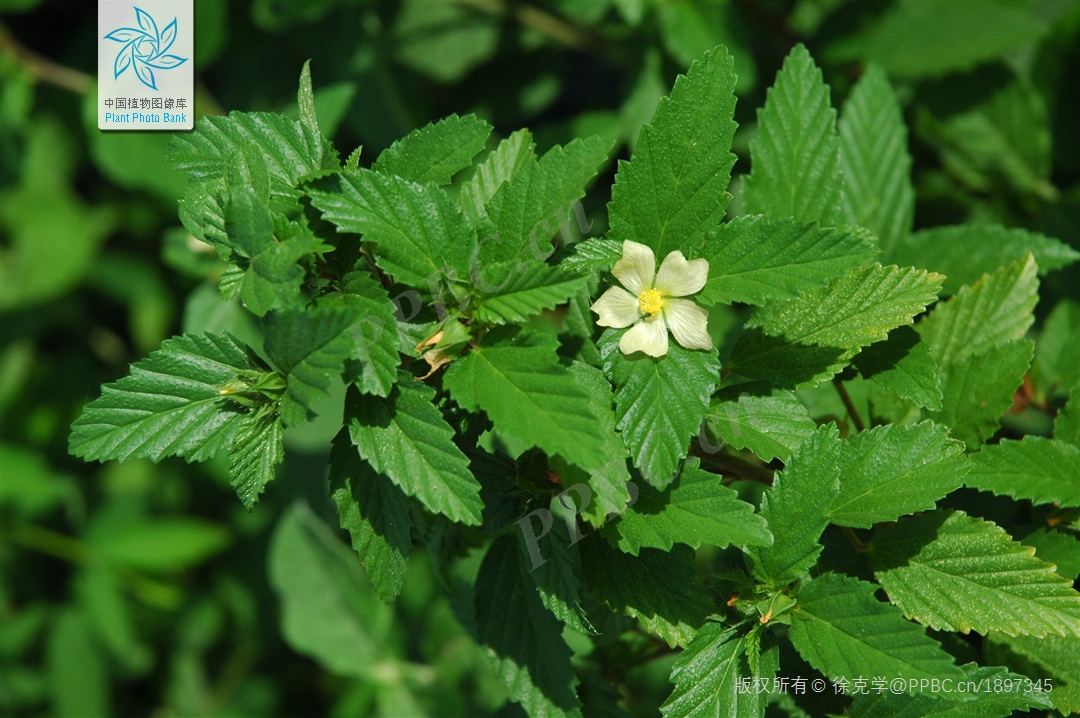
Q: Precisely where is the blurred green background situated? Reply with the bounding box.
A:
[1,1,1078,716]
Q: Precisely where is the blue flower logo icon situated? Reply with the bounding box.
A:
[103,7,188,91]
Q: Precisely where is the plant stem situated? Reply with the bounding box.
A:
[453,0,598,50]
[833,378,866,432]
[693,447,775,486]
[842,526,868,553]
[0,25,93,94]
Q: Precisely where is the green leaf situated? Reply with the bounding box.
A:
[566,362,632,522]
[459,129,536,229]
[602,457,771,555]
[223,146,274,258]
[966,436,1080,509]
[520,509,595,636]
[827,421,970,529]
[985,632,1080,715]
[309,167,475,287]
[475,261,590,324]
[746,423,841,585]
[661,623,778,718]
[579,534,713,648]
[1055,383,1080,448]
[828,0,1049,79]
[264,306,363,426]
[870,510,1080,638]
[69,332,268,463]
[743,44,842,224]
[1034,299,1080,398]
[168,111,333,198]
[87,518,230,572]
[853,326,943,410]
[892,226,1078,295]
[729,264,944,389]
[481,136,611,265]
[297,60,320,139]
[373,113,492,186]
[474,534,582,718]
[47,609,109,718]
[444,329,607,472]
[696,216,878,307]
[1021,527,1080,581]
[704,386,816,463]
[846,662,1053,717]
[228,411,284,508]
[555,238,624,273]
[320,271,401,398]
[607,45,737,259]
[838,65,914,257]
[345,377,483,525]
[789,572,964,683]
[328,430,412,603]
[599,330,721,488]
[917,254,1038,371]
[268,503,389,678]
[929,340,1034,449]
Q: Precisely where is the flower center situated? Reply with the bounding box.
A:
[637,288,663,316]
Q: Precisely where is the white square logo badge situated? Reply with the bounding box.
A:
[98,1,194,130]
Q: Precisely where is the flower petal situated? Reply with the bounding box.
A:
[612,240,656,295]
[655,251,709,297]
[664,298,713,350]
[620,313,669,357]
[591,286,640,329]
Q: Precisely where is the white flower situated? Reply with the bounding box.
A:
[590,240,713,358]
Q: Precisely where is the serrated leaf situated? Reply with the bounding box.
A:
[475,261,590,324]
[1021,527,1080,581]
[847,662,1053,717]
[475,534,582,718]
[828,421,970,529]
[168,111,333,198]
[223,146,274,258]
[747,423,841,586]
[555,238,624,274]
[607,45,737,258]
[1055,383,1080,448]
[320,271,401,398]
[309,168,476,287]
[985,633,1080,714]
[297,60,319,139]
[729,264,944,389]
[373,113,491,186]
[481,136,611,265]
[789,572,964,683]
[870,510,1080,638]
[929,340,1033,449]
[661,623,779,718]
[579,534,712,648]
[566,362,631,522]
[602,457,771,555]
[838,65,914,257]
[892,225,1079,295]
[743,44,842,224]
[178,180,227,248]
[237,216,321,317]
[264,306,362,426]
[705,385,816,463]
[520,509,595,636]
[1034,299,1080,399]
[917,254,1038,371]
[967,436,1080,509]
[459,129,536,229]
[696,216,878,307]
[853,326,942,410]
[328,430,412,603]
[345,377,483,525]
[228,411,283,508]
[599,330,720,488]
[443,329,606,472]
[70,333,268,463]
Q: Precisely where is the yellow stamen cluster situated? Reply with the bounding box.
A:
[637,288,663,315]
